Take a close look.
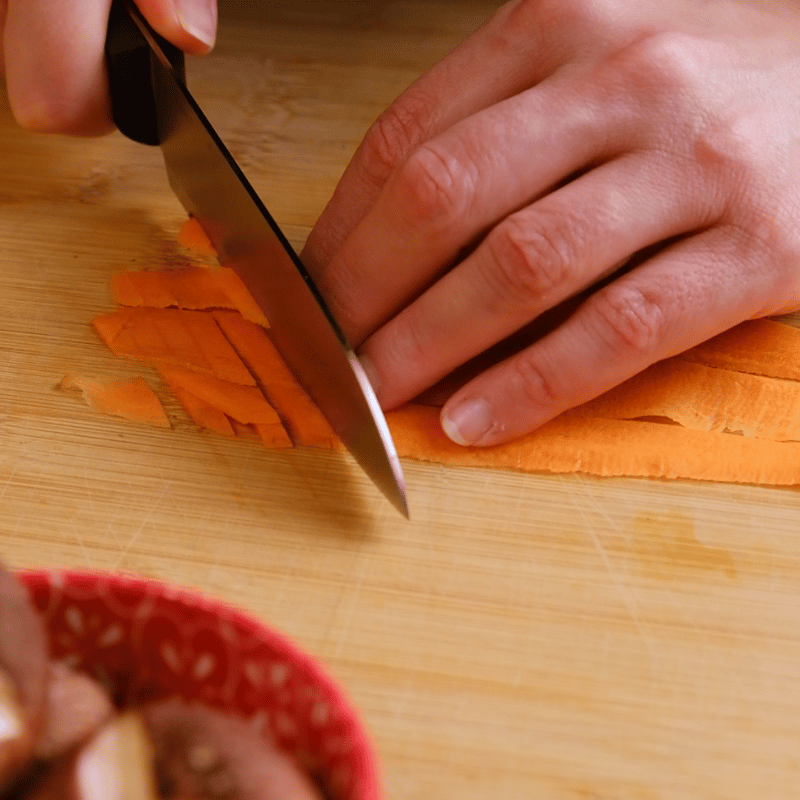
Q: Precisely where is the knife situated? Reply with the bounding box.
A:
[104,0,408,517]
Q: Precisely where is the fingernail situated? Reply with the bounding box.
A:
[441,397,493,446]
[176,0,217,49]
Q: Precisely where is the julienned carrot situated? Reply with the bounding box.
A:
[680,319,800,380]
[60,374,170,429]
[165,380,236,437]
[212,310,341,449]
[156,364,284,426]
[573,358,800,441]
[112,268,269,327]
[176,216,217,259]
[93,308,256,386]
[387,405,800,486]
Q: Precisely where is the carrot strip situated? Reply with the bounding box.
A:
[60,374,170,429]
[212,269,269,327]
[112,267,269,327]
[156,364,284,426]
[387,405,800,486]
[93,308,256,386]
[573,358,800,441]
[165,381,236,437]
[254,422,294,449]
[177,217,217,258]
[680,319,800,380]
[212,310,340,449]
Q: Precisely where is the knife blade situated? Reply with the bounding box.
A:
[105,0,408,517]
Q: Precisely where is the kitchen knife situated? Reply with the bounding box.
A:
[105,0,408,517]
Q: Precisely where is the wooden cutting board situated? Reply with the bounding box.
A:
[2,2,800,798]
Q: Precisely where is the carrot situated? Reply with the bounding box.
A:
[176,216,217,258]
[156,364,284,426]
[212,310,341,449]
[112,268,269,327]
[387,404,800,486]
[165,381,236,437]
[573,357,800,441]
[680,319,800,380]
[60,374,170,429]
[92,308,256,386]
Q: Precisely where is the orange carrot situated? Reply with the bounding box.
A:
[156,364,284,426]
[212,310,340,449]
[680,319,800,380]
[60,374,170,429]
[573,357,800,441]
[112,268,269,327]
[93,308,256,386]
[165,381,236,437]
[387,404,800,486]
[176,217,217,258]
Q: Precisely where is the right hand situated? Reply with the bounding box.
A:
[0,0,217,135]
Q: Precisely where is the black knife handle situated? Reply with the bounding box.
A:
[105,0,186,145]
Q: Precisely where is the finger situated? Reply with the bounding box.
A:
[439,225,778,446]
[312,64,635,345]
[4,0,216,135]
[301,0,593,272]
[359,151,722,409]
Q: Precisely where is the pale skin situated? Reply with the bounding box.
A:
[5,0,800,446]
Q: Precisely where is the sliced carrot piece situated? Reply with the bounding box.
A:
[212,310,340,449]
[680,319,800,380]
[93,308,256,386]
[254,422,293,449]
[573,358,800,441]
[387,405,800,486]
[60,374,170,429]
[112,267,269,327]
[165,381,236,437]
[156,364,283,426]
[212,269,269,327]
[177,217,217,258]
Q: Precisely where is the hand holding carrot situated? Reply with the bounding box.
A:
[302,0,800,446]
[0,0,216,135]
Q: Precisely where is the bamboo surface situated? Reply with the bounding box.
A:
[2,2,800,798]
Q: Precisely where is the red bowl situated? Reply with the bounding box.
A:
[17,569,382,800]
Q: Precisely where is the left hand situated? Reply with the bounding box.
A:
[302,0,800,446]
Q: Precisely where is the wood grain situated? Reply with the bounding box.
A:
[2,3,800,798]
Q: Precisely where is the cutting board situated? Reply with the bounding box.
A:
[2,2,800,798]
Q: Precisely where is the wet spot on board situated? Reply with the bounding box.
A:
[631,510,737,580]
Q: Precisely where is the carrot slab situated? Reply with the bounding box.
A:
[60,374,170,429]
[156,364,284,426]
[680,319,800,380]
[212,310,341,449]
[387,404,800,486]
[176,216,217,258]
[574,358,800,441]
[93,308,256,386]
[165,381,236,437]
[112,268,269,327]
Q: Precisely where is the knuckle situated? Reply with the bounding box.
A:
[508,351,562,411]
[359,93,437,189]
[615,32,705,108]
[392,142,474,227]
[485,213,576,309]
[587,284,666,355]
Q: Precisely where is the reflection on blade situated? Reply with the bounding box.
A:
[129,10,408,516]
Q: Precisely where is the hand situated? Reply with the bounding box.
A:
[302,0,800,446]
[0,0,216,135]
